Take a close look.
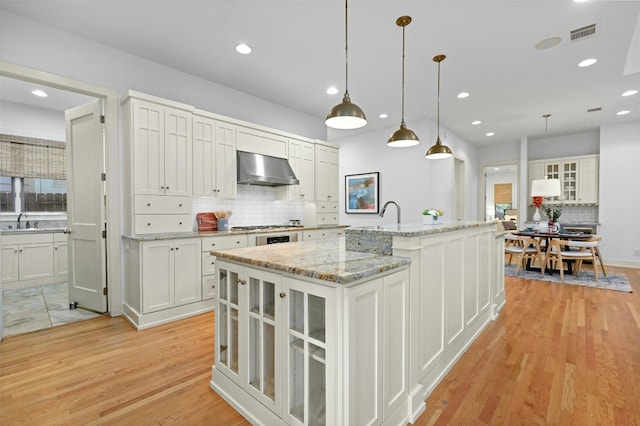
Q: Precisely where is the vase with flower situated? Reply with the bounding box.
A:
[532,196,543,221]
[422,209,444,225]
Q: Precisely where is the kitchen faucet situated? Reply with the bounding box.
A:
[379,201,401,224]
[17,213,26,229]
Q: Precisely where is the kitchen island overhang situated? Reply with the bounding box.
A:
[209,221,503,425]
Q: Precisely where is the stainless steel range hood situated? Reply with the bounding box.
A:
[236,151,299,186]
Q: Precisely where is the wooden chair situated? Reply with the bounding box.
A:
[504,234,545,275]
[546,236,607,282]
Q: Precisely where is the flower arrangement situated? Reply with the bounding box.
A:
[543,204,562,222]
[422,209,444,219]
[532,196,543,208]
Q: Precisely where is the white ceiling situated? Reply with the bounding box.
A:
[1,0,639,146]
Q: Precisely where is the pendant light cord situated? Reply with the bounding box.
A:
[436,60,441,138]
[401,24,406,125]
[344,0,349,96]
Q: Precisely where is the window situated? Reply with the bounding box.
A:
[0,134,67,214]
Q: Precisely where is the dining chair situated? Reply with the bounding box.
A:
[504,234,545,275]
[546,236,607,282]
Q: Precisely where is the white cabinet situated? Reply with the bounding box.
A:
[578,156,599,204]
[216,262,284,415]
[193,114,238,199]
[53,233,68,277]
[528,155,599,205]
[302,228,345,241]
[315,144,339,202]
[279,138,315,201]
[236,126,288,158]
[133,195,192,234]
[201,235,248,301]
[1,233,63,288]
[126,97,192,197]
[140,238,201,313]
[315,202,339,226]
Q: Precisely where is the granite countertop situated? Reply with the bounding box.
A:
[211,238,410,285]
[346,220,495,237]
[122,225,349,241]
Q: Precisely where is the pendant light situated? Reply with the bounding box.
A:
[425,54,453,159]
[388,16,419,147]
[325,0,367,130]
[531,114,561,198]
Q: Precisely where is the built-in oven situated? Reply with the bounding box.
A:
[255,232,299,245]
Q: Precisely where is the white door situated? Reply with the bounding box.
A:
[65,100,107,313]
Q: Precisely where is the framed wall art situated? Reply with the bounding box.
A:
[345,172,379,214]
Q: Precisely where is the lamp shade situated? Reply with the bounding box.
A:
[530,178,561,197]
[388,122,420,147]
[325,93,367,129]
[425,136,453,159]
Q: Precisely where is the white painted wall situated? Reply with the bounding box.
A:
[337,119,479,227]
[0,100,65,140]
[599,120,640,267]
[527,130,599,160]
[0,11,326,141]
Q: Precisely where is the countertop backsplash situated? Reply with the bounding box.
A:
[192,185,305,229]
[528,205,598,224]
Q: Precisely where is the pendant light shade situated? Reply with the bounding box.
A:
[426,54,453,159]
[388,16,419,147]
[531,114,561,197]
[326,0,367,130]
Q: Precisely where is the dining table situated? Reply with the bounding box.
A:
[513,230,594,274]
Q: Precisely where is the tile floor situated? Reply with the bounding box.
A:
[2,283,102,337]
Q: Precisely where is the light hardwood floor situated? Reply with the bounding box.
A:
[1,266,639,425]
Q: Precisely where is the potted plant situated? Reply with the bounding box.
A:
[422,209,444,225]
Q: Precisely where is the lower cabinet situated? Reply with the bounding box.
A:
[302,227,345,241]
[1,232,66,289]
[212,259,409,425]
[124,237,211,329]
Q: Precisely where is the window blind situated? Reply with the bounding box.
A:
[494,183,512,204]
[0,134,66,180]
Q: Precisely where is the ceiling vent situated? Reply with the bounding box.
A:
[587,107,602,113]
[571,24,596,42]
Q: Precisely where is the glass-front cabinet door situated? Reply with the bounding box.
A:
[244,269,281,415]
[562,161,578,203]
[282,277,335,426]
[216,262,242,384]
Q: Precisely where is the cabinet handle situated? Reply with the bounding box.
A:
[147,223,151,226]
[147,203,151,207]
[279,292,286,298]
[236,278,246,285]
[179,222,183,225]
[179,203,183,207]
[19,249,23,253]
[170,247,174,251]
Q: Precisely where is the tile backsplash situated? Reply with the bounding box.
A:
[192,185,305,229]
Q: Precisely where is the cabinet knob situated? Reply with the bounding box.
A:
[279,292,286,298]
[147,223,151,226]
[211,262,215,265]
[236,278,246,285]
[161,186,165,189]
[179,222,183,225]
[147,203,151,207]
[212,285,216,289]
[175,247,179,251]
[55,247,58,250]
[212,243,216,246]
[179,203,183,207]
[166,186,170,190]
[170,247,174,251]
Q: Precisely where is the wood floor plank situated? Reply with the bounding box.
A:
[2,265,639,425]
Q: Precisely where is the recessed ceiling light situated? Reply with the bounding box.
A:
[326,86,339,95]
[578,58,597,67]
[535,37,562,50]
[472,120,482,125]
[378,113,388,119]
[235,43,252,54]
[32,89,48,97]
[486,132,495,137]
[457,92,470,99]
[622,90,638,97]
[493,167,499,171]
[617,110,630,116]
[574,0,588,3]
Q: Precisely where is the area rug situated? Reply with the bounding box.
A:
[505,264,632,293]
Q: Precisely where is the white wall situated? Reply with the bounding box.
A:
[599,120,640,267]
[0,11,326,141]
[337,118,479,227]
[527,130,599,160]
[0,100,65,140]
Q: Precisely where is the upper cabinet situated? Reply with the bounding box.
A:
[124,95,193,197]
[315,143,339,202]
[236,126,287,158]
[528,155,599,205]
[279,138,315,201]
[193,112,237,199]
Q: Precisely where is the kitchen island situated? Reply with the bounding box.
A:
[209,221,503,425]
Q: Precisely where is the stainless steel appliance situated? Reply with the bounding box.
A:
[255,232,299,245]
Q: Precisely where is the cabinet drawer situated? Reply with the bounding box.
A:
[303,229,328,241]
[202,235,248,251]
[202,251,216,275]
[317,201,338,212]
[316,213,338,225]
[135,195,192,214]
[202,274,216,300]
[135,214,192,234]
[54,233,68,243]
